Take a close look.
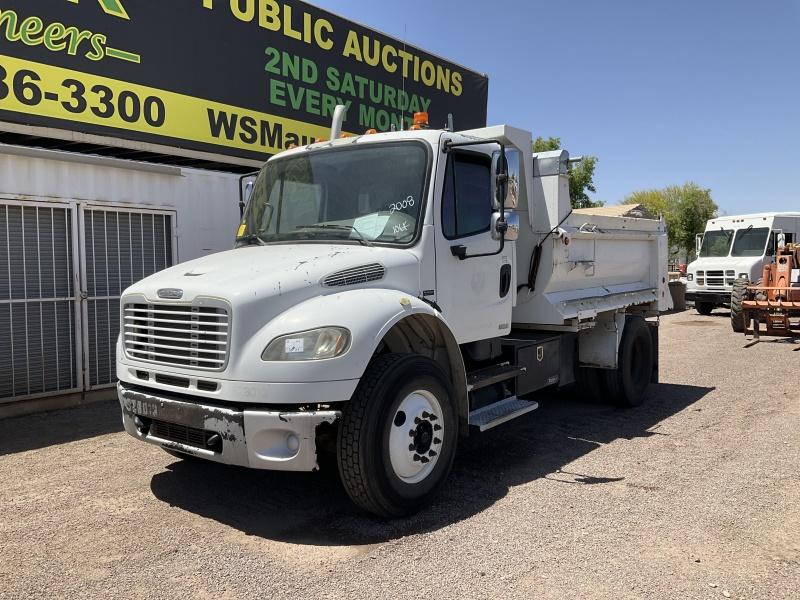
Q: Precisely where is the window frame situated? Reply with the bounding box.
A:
[241,139,433,249]
[440,149,494,241]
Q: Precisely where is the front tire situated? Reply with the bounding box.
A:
[603,316,654,407]
[337,353,458,518]
[696,301,714,316]
[730,279,748,333]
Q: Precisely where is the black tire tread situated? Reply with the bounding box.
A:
[604,316,653,407]
[337,353,407,517]
[730,278,748,333]
[696,301,714,316]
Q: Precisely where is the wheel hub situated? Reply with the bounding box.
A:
[388,391,444,484]
[411,420,433,454]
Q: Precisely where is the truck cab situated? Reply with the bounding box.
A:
[686,213,800,316]
[116,113,670,517]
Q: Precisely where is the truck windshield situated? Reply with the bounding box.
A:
[238,142,428,246]
[731,227,770,257]
[699,229,734,257]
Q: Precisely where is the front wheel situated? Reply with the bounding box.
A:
[337,353,458,518]
[695,301,714,316]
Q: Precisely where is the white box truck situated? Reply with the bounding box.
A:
[685,213,800,330]
[116,112,671,516]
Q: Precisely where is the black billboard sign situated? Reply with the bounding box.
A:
[0,1,488,162]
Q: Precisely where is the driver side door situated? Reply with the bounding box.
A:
[434,148,513,344]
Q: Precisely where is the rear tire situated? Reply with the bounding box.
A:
[696,301,714,316]
[337,353,458,518]
[575,366,607,403]
[603,316,654,407]
[730,279,748,333]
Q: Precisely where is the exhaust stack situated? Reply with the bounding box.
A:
[330,104,346,140]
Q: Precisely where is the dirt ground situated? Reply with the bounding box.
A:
[1,308,798,600]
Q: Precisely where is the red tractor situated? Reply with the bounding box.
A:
[731,243,800,345]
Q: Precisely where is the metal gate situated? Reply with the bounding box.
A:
[0,200,81,402]
[0,199,175,402]
[80,206,175,389]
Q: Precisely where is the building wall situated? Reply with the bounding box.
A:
[0,146,246,415]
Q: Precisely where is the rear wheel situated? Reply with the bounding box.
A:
[603,317,654,407]
[696,301,714,316]
[337,353,458,518]
[730,279,748,332]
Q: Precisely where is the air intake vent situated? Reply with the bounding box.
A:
[322,263,385,287]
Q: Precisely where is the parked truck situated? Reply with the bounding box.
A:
[685,213,800,330]
[116,111,671,517]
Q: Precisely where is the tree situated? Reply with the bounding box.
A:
[533,136,602,209]
[623,182,717,259]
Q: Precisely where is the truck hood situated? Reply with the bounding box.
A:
[124,243,421,305]
[686,255,764,289]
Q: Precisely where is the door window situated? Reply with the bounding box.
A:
[441,152,492,239]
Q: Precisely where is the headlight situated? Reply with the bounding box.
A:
[739,273,748,279]
[262,327,350,361]
[686,273,694,281]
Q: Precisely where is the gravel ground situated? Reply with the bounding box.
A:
[1,308,798,600]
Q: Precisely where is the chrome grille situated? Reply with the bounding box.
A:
[322,263,385,287]
[706,270,725,286]
[123,302,229,370]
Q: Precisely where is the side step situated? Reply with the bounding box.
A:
[468,396,539,432]
[467,363,526,392]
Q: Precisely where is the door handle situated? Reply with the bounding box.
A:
[499,264,512,297]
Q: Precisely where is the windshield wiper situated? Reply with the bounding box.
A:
[296,224,374,247]
[238,233,266,246]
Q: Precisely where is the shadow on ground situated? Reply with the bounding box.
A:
[149,382,713,546]
[0,399,122,456]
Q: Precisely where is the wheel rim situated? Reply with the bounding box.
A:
[388,389,444,484]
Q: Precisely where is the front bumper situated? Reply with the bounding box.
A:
[685,290,731,305]
[118,382,339,471]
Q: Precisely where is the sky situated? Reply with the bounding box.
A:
[318,0,799,214]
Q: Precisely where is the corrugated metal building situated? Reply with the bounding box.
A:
[0,138,255,417]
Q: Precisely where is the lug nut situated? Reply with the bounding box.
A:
[433,424,442,431]
[408,444,415,451]
[428,450,437,457]
[420,456,430,463]
[429,414,438,421]
[414,417,421,424]
[413,454,421,462]
[433,437,441,445]
[421,411,430,419]
[409,429,415,437]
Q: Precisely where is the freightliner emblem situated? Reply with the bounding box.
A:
[157,288,184,299]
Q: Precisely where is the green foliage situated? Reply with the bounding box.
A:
[532,136,603,209]
[623,183,718,258]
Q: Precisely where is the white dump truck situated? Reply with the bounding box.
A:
[116,111,670,516]
[685,213,800,329]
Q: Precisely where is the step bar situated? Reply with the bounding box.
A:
[468,396,539,432]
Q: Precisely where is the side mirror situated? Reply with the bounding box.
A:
[695,233,704,256]
[491,147,508,211]
[492,211,519,241]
